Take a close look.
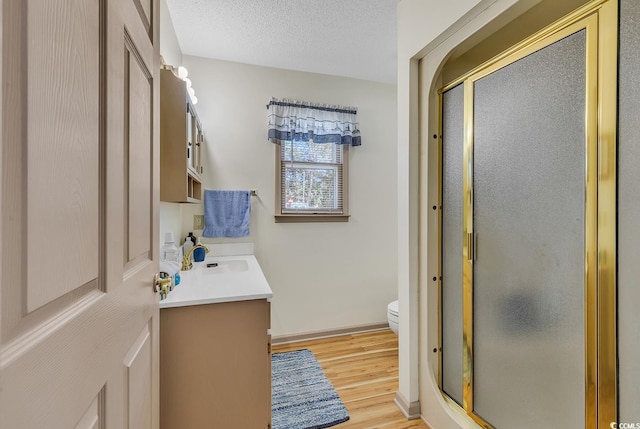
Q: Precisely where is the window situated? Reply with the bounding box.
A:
[267,98,360,222]
[276,139,348,220]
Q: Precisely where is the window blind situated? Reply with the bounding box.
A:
[280,139,344,213]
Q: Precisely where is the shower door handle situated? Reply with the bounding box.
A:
[466,233,477,261]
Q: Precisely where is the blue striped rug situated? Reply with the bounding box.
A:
[272,349,350,429]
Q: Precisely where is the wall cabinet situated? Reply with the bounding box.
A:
[160,299,272,429]
[160,68,204,203]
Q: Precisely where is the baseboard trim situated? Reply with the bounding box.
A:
[394,391,421,420]
[271,322,390,345]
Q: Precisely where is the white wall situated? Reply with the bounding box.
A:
[396,0,494,418]
[158,0,184,249]
[396,0,540,425]
[180,56,398,338]
[159,0,182,67]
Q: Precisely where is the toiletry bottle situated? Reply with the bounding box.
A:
[161,232,181,264]
[193,237,206,262]
[183,235,194,257]
[187,232,196,246]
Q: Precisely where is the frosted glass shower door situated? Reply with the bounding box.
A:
[471,30,587,428]
[440,84,464,405]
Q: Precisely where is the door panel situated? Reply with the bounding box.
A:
[74,394,102,429]
[0,0,160,427]
[124,323,153,429]
[126,35,153,265]
[133,0,152,35]
[618,0,640,421]
[2,0,104,338]
[472,30,586,428]
[440,83,464,405]
[26,0,100,312]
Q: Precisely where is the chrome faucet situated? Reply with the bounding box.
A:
[181,244,210,271]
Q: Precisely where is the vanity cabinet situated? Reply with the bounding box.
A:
[160,68,204,203]
[160,299,271,429]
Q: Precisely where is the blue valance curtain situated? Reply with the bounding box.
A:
[267,97,362,146]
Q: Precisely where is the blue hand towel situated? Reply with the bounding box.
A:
[202,190,251,238]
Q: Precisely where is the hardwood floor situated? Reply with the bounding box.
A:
[272,329,431,429]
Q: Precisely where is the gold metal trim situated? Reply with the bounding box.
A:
[461,71,495,429]
[441,0,610,92]
[442,393,493,429]
[467,18,597,88]
[462,78,474,414]
[596,1,618,426]
[583,12,600,429]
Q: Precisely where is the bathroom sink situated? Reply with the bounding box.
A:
[202,259,249,273]
[160,252,272,309]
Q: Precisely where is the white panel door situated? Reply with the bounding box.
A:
[0,0,160,427]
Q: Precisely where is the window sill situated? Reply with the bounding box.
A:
[274,214,350,223]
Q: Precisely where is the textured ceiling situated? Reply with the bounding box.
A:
[166,0,398,84]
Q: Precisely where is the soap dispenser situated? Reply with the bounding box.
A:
[193,237,206,262]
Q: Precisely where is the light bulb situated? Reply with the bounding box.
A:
[177,66,188,79]
[191,95,198,105]
[184,78,192,89]
[188,87,195,97]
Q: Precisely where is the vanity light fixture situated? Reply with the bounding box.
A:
[177,66,189,79]
[160,63,199,105]
[178,71,198,105]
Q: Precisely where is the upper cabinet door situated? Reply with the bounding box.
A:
[160,69,203,203]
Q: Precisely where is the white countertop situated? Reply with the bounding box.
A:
[159,254,273,309]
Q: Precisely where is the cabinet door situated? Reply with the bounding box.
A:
[160,300,271,428]
[194,122,203,175]
[186,104,196,172]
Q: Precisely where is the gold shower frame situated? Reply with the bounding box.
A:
[436,0,617,427]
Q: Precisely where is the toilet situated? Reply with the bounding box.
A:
[387,300,399,334]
